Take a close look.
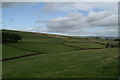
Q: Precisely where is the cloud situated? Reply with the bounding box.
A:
[42,2,92,13]
[41,12,84,34]
[86,11,118,27]
[86,11,111,22]
[42,2,117,14]
[40,11,118,36]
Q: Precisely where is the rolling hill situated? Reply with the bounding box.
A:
[1,29,119,78]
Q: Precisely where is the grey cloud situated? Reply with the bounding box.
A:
[42,12,85,34]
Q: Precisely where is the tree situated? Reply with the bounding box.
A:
[114,39,120,41]
[2,32,22,43]
[105,43,109,48]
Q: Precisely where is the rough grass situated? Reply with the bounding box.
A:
[3,48,118,78]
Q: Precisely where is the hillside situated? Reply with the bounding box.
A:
[2,29,119,78]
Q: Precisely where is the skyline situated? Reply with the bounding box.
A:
[2,2,118,37]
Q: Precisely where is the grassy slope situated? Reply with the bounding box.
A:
[3,48,118,78]
[2,29,118,78]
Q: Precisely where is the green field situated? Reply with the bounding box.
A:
[6,42,76,53]
[2,29,119,78]
[2,45,32,59]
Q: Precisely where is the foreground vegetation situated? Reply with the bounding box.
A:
[2,29,119,78]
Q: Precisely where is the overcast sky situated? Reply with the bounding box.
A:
[2,2,118,37]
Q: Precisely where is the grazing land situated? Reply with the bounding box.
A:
[2,29,119,78]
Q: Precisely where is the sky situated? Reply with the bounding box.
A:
[1,2,118,37]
